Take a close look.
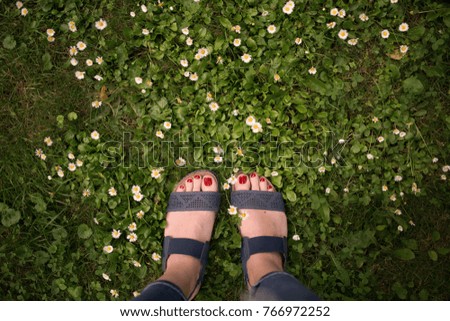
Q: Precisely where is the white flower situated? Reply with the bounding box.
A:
[136,210,145,219]
[409,220,415,227]
[394,209,402,216]
[246,116,256,126]
[377,136,385,143]
[141,4,147,12]
[232,109,239,116]
[331,158,337,165]
[102,273,111,281]
[163,121,172,129]
[338,139,346,144]
[95,18,107,30]
[394,175,403,182]
[20,8,28,16]
[93,217,99,225]
[132,185,141,195]
[330,8,339,16]
[261,10,269,17]
[94,75,103,81]
[128,222,137,232]
[133,260,141,268]
[399,131,406,138]
[96,56,104,64]
[70,58,78,66]
[442,165,450,173]
[91,100,102,108]
[142,28,150,35]
[68,21,77,32]
[359,13,369,22]
[400,45,409,54]
[295,37,302,45]
[338,9,346,18]
[186,37,193,46]
[432,157,438,163]
[372,116,379,123]
[156,130,164,139]
[209,102,220,112]
[390,194,397,201]
[103,245,113,253]
[76,41,87,51]
[397,225,403,232]
[326,22,336,29]
[152,252,161,261]
[213,146,224,154]
[271,171,279,177]
[367,153,374,160]
[48,175,52,180]
[112,229,121,239]
[267,25,277,34]
[130,11,136,17]
[57,169,64,178]
[325,187,331,194]
[189,72,198,81]
[181,27,189,35]
[46,29,55,37]
[175,157,186,167]
[44,137,53,146]
[338,29,349,40]
[231,25,241,33]
[399,23,409,32]
[16,2,23,9]
[348,38,358,46]
[108,187,117,196]
[391,0,399,3]
[214,155,223,163]
[75,71,85,80]
[381,29,390,39]
[68,163,76,172]
[91,130,100,140]
[318,166,326,173]
[241,53,252,63]
[343,187,349,193]
[223,183,230,190]
[308,67,317,75]
[382,185,388,192]
[393,128,400,135]
[151,168,161,179]
[180,59,189,67]
[292,234,300,241]
[227,175,237,185]
[110,289,119,298]
[282,2,294,15]
[133,192,143,202]
[134,77,143,84]
[86,59,93,66]
[127,233,138,242]
[228,206,237,215]
[441,174,447,181]
[233,38,241,47]
[82,189,91,197]
[251,122,263,133]
[75,159,83,167]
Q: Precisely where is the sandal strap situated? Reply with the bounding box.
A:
[162,237,209,271]
[167,192,221,212]
[231,190,285,212]
[241,236,287,284]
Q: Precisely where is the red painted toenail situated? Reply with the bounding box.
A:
[268,185,273,190]
[194,175,201,180]
[239,175,248,184]
[260,177,266,182]
[204,177,213,186]
[251,172,257,178]
[179,185,185,189]
[187,178,193,183]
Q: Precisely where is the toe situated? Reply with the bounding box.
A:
[193,174,202,191]
[259,176,268,191]
[250,172,260,190]
[267,182,275,192]
[234,174,250,191]
[185,177,194,191]
[201,174,217,191]
[176,183,186,192]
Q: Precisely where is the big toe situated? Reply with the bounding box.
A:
[234,174,250,191]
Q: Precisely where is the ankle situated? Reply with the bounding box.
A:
[159,255,201,298]
[246,252,283,285]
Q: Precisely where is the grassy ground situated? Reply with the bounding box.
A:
[1,0,449,300]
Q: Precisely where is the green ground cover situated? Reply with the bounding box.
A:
[0,0,449,300]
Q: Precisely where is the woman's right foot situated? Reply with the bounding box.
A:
[233,172,288,286]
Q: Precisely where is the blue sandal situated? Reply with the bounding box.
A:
[231,188,287,286]
[162,170,221,300]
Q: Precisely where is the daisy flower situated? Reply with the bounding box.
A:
[228,206,237,215]
[382,185,388,192]
[133,260,141,268]
[151,168,161,179]
[95,18,107,30]
[343,187,349,193]
[82,189,91,197]
[338,139,346,144]
[133,192,143,202]
[141,4,148,12]
[91,130,100,140]
[40,154,47,161]
[442,165,450,173]
[70,58,78,66]
[46,29,55,37]
[318,166,326,173]
[325,187,331,194]
[330,8,338,16]
[136,210,145,219]
[69,46,78,56]
[232,109,239,116]
[432,157,439,163]
[112,229,121,239]
[110,289,119,298]
[390,194,397,201]
[213,146,224,154]
[251,122,263,133]
[108,187,117,196]
[274,74,281,82]
[91,100,102,108]
[231,25,241,33]
[282,2,294,15]
[441,175,447,181]
[391,0,399,3]
[189,72,198,81]
[393,128,400,135]
[338,9,346,18]
[163,121,172,129]
[186,37,193,46]
[367,153,374,160]
[400,45,409,54]
[209,102,219,112]
[381,30,390,39]
[241,53,252,63]
[152,253,161,261]
[68,21,77,32]
[142,28,150,35]
[181,27,189,35]
[377,136,385,143]
[134,77,143,84]
[227,175,238,185]
[156,130,164,139]
[128,222,137,232]
[94,75,103,81]
[76,41,87,51]
[308,67,317,75]
[397,225,403,232]
[44,137,53,146]
[233,38,241,47]
[399,131,406,138]
[103,245,114,253]
[86,59,93,67]
[21,8,28,16]
[96,56,103,64]
[131,185,141,194]
[16,1,23,9]
[68,163,76,172]
[292,234,300,241]
[246,116,256,126]
[214,155,223,163]
[359,13,369,22]
[348,38,358,46]
[399,23,409,32]
[338,29,349,40]
[295,37,302,45]
[127,233,138,243]
[223,182,230,190]
[271,171,279,177]
[75,71,85,80]
[236,148,244,156]
[216,56,223,64]
[180,59,189,67]
[394,209,402,216]
[130,11,136,17]
[102,273,111,281]
[175,157,186,167]
[326,22,336,29]
[267,25,277,34]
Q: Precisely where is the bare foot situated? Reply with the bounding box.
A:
[234,172,287,286]
[159,171,217,299]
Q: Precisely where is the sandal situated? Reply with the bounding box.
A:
[231,186,287,287]
[161,170,221,300]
